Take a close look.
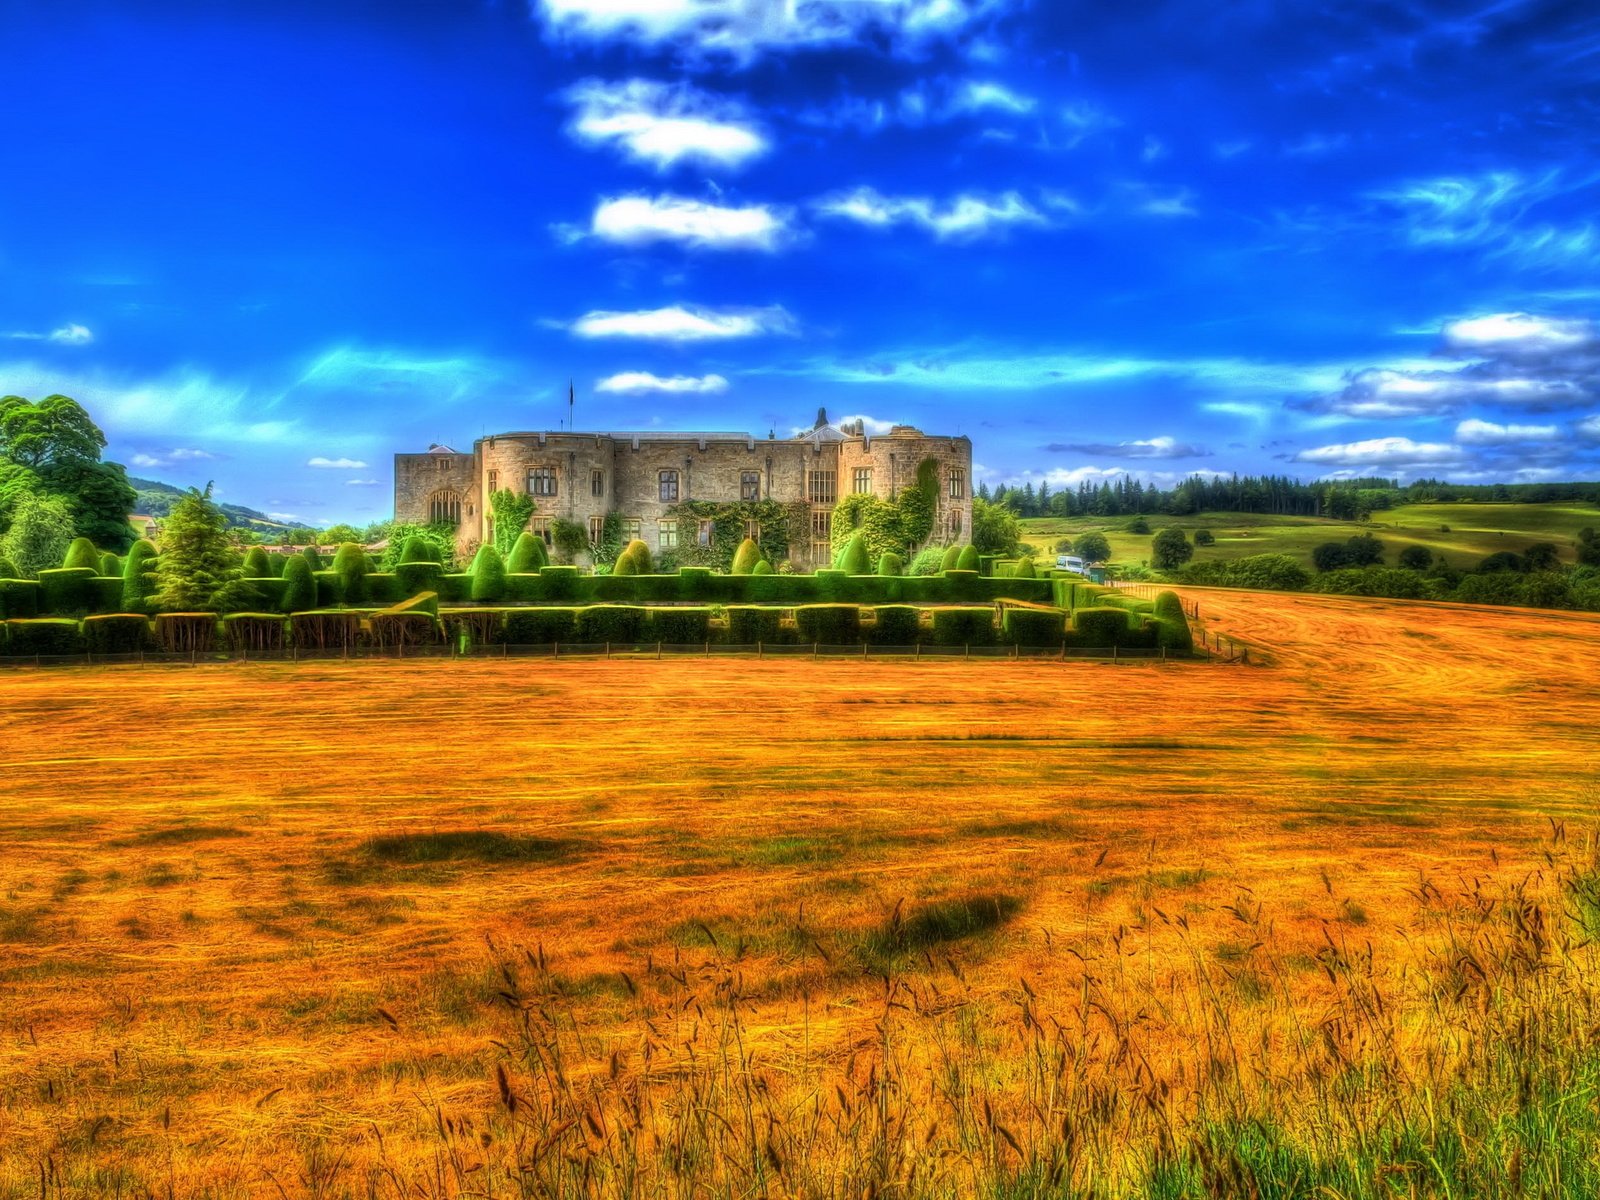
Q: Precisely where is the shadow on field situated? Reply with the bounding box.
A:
[324,830,584,884]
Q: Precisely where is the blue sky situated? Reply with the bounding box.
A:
[2,0,1599,524]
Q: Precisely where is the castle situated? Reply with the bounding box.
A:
[393,412,973,567]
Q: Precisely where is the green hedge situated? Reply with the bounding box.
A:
[1071,607,1159,648]
[540,565,582,602]
[4,618,84,656]
[313,570,343,607]
[931,607,997,646]
[246,577,290,612]
[504,607,578,644]
[1152,591,1194,653]
[38,568,98,615]
[439,573,472,603]
[644,607,712,644]
[0,579,40,619]
[369,611,440,648]
[726,605,784,645]
[289,610,362,650]
[1003,608,1066,647]
[222,613,287,653]
[365,573,401,605]
[82,614,152,653]
[389,590,440,617]
[395,561,444,596]
[869,605,922,645]
[575,605,647,644]
[795,604,861,645]
[90,576,124,613]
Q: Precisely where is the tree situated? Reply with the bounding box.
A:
[152,484,258,612]
[1151,528,1194,571]
[0,394,106,469]
[1398,545,1433,571]
[1128,516,1151,535]
[0,460,41,532]
[970,497,1022,555]
[1193,529,1215,547]
[1524,542,1561,571]
[1312,542,1351,572]
[1,491,76,578]
[731,537,762,574]
[1345,533,1384,567]
[281,556,317,611]
[489,489,537,556]
[1074,532,1111,564]
[551,518,589,563]
[38,459,137,550]
[507,531,548,573]
[318,523,362,547]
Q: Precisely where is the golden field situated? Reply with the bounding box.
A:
[3,589,1600,1198]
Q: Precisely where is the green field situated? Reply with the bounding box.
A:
[1022,500,1600,570]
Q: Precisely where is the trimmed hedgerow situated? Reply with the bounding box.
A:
[731,537,762,575]
[645,607,712,644]
[931,607,997,646]
[1011,555,1037,579]
[677,566,713,599]
[869,605,922,645]
[399,535,443,565]
[37,568,98,615]
[369,611,439,649]
[122,539,159,612]
[281,557,317,612]
[222,613,287,654]
[540,565,581,602]
[395,561,444,596]
[83,613,153,653]
[313,570,344,607]
[91,576,124,613]
[365,573,401,605]
[62,538,101,572]
[388,590,439,617]
[814,569,852,602]
[795,603,861,645]
[289,610,362,651]
[942,570,985,602]
[246,577,288,612]
[507,532,548,574]
[504,607,578,645]
[4,618,84,656]
[439,573,472,603]
[0,579,40,619]
[576,605,648,644]
[726,605,784,645]
[1003,608,1066,647]
[154,613,217,654]
[1152,591,1194,653]
[1073,606,1135,647]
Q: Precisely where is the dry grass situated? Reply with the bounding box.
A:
[1,589,1599,1196]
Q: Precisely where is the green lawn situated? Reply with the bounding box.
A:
[1021,501,1600,571]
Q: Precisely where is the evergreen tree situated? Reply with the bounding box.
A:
[152,485,258,612]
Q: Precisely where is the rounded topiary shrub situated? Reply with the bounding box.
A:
[504,607,579,645]
[869,605,921,645]
[470,545,508,602]
[1011,555,1036,579]
[931,607,997,646]
[955,544,980,572]
[877,552,905,577]
[751,558,774,576]
[940,545,963,572]
[243,547,271,578]
[575,604,647,644]
[300,545,324,571]
[726,605,784,645]
[1003,608,1065,647]
[731,537,762,575]
[507,532,549,573]
[330,542,370,604]
[837,534,871,576]
[400,535,444,565]
[617,539,653,575]
[62,538,101,572]
[795,603,861,645]
[281,556,318,612]
[121,539,159,612]
[83,613,154,653]
[99,552,121,577]
[1152,590,1194,653]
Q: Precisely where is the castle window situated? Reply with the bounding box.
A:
[659,470,679,502]
[589,516,604,544]
[528,467,557,497]
[810,510,831,563]
[745,519,761,543]
[438,459,451,472]
[948,469,965,499]
[808,470,836,505]
[428,490,462,524]
[658,519,678,550]
[530,517,551,545]
[740,471,760,501]
[948,509,963,538]
[697,519,713,547]
[623,518,641,542]
[487,469,498,493]
[591,469,604,498]
[853,467,873,494]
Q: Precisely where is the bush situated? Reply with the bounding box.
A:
[1398,545,1433,571]
[1151,528,1193,571]
[677,567,714,599]
[1151,591,1194,653]
[837,534,871,575]
[909,547,946,576]
[81,614,151,653]
[940,545,963,572]
[331,542,370,605]
[1318,567,1432,599]
[614,539,652,576]
[955,544,980,572]
[470,545,507,602]
[1194,529,1215,546]
[878,552,904,576]
[396,560,444,596]
[4,618,84,656]
[1002,608,1065,646]
[37,567,97,615]
[300,545,324,571]
[731,537,762,575]
[504,607,579,644]
[62,537,101,572]
[1478,550,1525,573]
[1128,516,1151,535]
[121,539,159,612]
[1181,553,1309,592]
[400,535,444,565]
[1073,607,1134,647]
[222,613,287,653]
[646,607,712,644]
[0,579,40,619]
[551,519,588,563]
[281,557,317,611]
[726,605,784,644]
[91,576,123,612]
[870,605,922,645]
[507,532,548,573]
[751,558,773,576]
[795,603,861,644]
[1012,555,1036,579]
[576,605,648,644]
[0,555,17,578]
[540,564,581,601]
[931,607,996,646]
[99,551,121,576]
[243,547,271,577]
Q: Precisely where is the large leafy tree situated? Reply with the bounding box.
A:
[1151,527,1194,571]
[37,459,137,550]
[0,491,76,578]
[0,460,40,532]
[153,484,258,612]
[0,394,106,468]
[970,497,1022,555]
[0,394,135,550]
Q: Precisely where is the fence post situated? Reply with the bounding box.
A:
[964,643,970,660]
[757,641,762,659]
[1060,640,1066,660]
[657,641,662,660]
[553,641,559,659]
[1112,645,1118,662]
[705,641,710,658]
[813,642,818,659]
[605,641,611,659]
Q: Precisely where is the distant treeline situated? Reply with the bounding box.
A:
[988,474,1600,519]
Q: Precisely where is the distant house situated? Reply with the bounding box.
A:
[128,514,158,544]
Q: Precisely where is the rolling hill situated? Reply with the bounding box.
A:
[128,476,315,535]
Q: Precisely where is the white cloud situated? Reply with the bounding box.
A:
[308,456,368,469]
[1578,414,1600,440]
[129,453,163,468]
[814,187,1046,241]
[266,511,300,524]
[1442,312,1598,360]
[345,479,380,487]
[952,80,1035,115]
[590,194,790,251]
[295,347,509,406]
[570,304,795,342]
[5,323,94,345]
[1454,418,1559,444]
[1138,188,1198,218]
[1045,435,1211,459]
[562,78,767,170]
[126,447,220,469]
[596,371,730,394]
[1294,437,1465,469]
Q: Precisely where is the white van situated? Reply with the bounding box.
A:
[1055,554,1087,575]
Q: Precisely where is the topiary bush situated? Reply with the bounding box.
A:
[751,558,773,576]
[83,613,153,653]
[121,539,159,612]
[878,552,904,577]
[931,607,996,646]
[726,605,784,644]
[331,542,370,605]
[62,537,101,572]
[676,567,714,600]
[281,556,317,611]
[300,545,323,571]
[0,579,40,619]
[0,555,18,578]
[1073,606,1134,647]
[222,613,287,654]
[470,545,507,602]
[614,539,652,576]
[504,607,579,645]
[731,537,762,575]
[940,545,963,572]
[837,534,871,576]
[869,605,921,645]
[540,564,581,601]
[507,532,549,573]
[1012,555,1036,579]
[37,568,97,615]
[1152,591,1194,652]
[400,535,444,565]
[955,544,980,572]
[645,607,712,644]
[242,547,271,577]
[4,618,84,656]
[99,552,121,577]
[396,560,444,596]
[1002,608,1065,647]
[575,605,647,644]
[795,603,861,645]
[90,576,124,612]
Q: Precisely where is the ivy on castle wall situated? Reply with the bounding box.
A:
[666,499,808,569]
[829,457,941,564]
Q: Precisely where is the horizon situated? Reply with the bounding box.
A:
[4,1,1599,524]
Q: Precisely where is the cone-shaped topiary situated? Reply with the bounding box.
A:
[99,551,121,576]
[331,542,369,605]
[940,544,963,572]
[301,544,323,570]
[63,537,101,571]
[399,535,443,565]
[956,544,980,572]
[614,538,652,576]
[837,534,871,576]
[751,558,774,575]
[0,554,19,578]
[243,546,271,577]
[121,539,159,612]
[507,531,549,573]
[731,537,762,575]
[471,544,507,601]
[281,555,317,611]
[877,552,904,577]
[1011,553,1035,578]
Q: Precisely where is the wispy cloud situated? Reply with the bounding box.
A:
[128,447,222,469]
[344,478,380,486]
[561,78,768,171]
[596,371,730,394]
[1454,418,1559,445]
[5,323,94,345]
[1044,436,1211,459]
[589,194,791,251]
[570,304,796,342]
[308,456,368,469]
[814,187,1047,241]
[1294,437,1465,469]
